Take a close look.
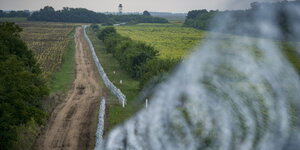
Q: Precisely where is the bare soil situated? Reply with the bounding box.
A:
[35,27,102,150]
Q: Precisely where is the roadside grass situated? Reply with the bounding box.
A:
[0,17,27,22]
[86,28,142,134]
[48,29,76,93]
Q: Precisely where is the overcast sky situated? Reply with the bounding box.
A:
[0,0,281,13]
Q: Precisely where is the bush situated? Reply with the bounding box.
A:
[98,27,116,40]
[139,58,180,86]
[98,26,180,85]
[0,22,48,150]
[90,24,100,32]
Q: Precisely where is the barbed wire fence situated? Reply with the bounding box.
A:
[83,25,126,107]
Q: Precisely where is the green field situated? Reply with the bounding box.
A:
[0,17,27,22]
[116,23,207,59]
[19,22,75,75]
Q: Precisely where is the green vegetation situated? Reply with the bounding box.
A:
[28,6,108,23]
[11,119,41,150]
[99,26,179,86]
[19,22,75,75]
[0,22,49,150]
[99,27,158,79]
[149,12,187,24]
[87,24,184,132]
[0,10,30,18]
[86,28,141,133]
[48,29,76,93]
[90,23,100,32]
[88,24,202,132]
[183,9,217,30]
[110,14,168,25]
[116,23,207,59]
[0,21,76,150]
[21,26,75,150]
[280,42,300,74]
[0,17,27,22]
[17,21,76,113]
[184,1,300,40]
[27,6,168,24]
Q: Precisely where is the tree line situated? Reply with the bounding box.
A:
[0,22,49,150]
[0,7,168,24]
[26,6,168,24]
[107,13,168,25]
[184,0,300,40]
[0,10,30,18]
[27,6,108,23]
[96,25,179,86]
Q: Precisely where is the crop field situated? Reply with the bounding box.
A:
[115,23,207,59]
[18,22,75,75]
[0,17,27,22]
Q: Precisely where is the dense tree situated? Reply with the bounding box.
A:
[184,0,300,40]
[0,10,30,18]
[0,10,4,17]
[28,6,109,23]
[0,22,48,150]
[90,24,100,32]
[143,11,151,16]
[98,27,116,40]
[184,9,218,30]
[97,27,179,85]
[101,31,158,79]
[28,6,168,24]
[139,58,179,86]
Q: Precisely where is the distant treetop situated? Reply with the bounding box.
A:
[143,11,151,16]
[27,6,168,24]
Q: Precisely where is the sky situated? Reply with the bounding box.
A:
[0,0,281,13]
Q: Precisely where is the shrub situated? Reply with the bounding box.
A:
[98,26,180,85]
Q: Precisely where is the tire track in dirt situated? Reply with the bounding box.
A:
[35,27,102,150]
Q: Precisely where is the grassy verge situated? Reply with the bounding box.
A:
[86,28,142,134]
[48,29,76,93]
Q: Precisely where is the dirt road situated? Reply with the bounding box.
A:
[35,27,102,150]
